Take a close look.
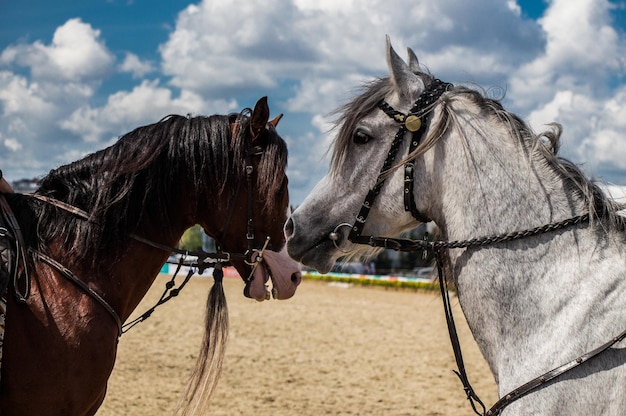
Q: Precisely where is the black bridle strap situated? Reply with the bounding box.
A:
[130,234,243,263]
[486,324,626,415]
[246,146,265,251]
[348,116,407,242]
[120,256,196,334]
[363,213,590,252]
[29,194,91,221]
[436,252,486,415]
[22,192,252,336]
[27,193,254,265]
[378,79,451,224]
[348,79,450,243]
[218,144,264,258]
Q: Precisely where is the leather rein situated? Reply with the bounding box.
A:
[335,79,626,415]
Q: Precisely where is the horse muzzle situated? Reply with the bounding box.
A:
[244,246,301,301]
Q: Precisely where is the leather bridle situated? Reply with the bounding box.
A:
[344,78,451,246]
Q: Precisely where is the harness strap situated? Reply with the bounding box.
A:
[363,214,590,252]
[33,250,123,337]
[436,252,486,415]
[121,255,196,334]
[218,144,263,258]
[379,79,451,224]
[130,234,243,264]
[22,196,239,339]
[28,193,248,264]
[486,325,626,415]
[348,122,407,242]
[29,194,90,221]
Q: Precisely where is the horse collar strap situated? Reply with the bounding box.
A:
[348,78,451,244]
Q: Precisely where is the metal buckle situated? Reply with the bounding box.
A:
[245,236,271,279]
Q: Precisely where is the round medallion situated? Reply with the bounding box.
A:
[405,115,422,132]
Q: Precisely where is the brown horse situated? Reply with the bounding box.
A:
[0,97,301,415]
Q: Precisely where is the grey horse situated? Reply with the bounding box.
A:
[286,38,626,415]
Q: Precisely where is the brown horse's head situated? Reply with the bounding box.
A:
[197,97,301,301]
[181,98,302,414]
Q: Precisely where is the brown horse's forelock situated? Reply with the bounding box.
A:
[32,110,288,267]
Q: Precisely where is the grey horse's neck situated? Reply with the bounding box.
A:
[429,108,626,414]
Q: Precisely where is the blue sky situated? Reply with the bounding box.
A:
[1,0,626,204]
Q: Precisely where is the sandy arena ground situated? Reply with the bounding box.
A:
[97,274,498,416]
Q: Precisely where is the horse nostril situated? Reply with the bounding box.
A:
[291,271,302,286]
[284,217,295,238]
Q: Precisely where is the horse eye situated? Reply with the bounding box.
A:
[353,130,372,145]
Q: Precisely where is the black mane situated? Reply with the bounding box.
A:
[30,111,287,266]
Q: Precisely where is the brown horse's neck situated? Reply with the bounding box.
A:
[13,182,225,328]
[42,191,199,324]
[104,202,198,323]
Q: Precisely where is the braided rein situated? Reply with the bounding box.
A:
[359,213,590,253]
[353,212,594,416]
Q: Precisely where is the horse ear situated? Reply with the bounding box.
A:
[250,96,270,140]
[407,47,420,74]
[386,36,423,100]
[269,113,283,128]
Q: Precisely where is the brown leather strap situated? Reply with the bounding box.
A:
[33,250,123,337]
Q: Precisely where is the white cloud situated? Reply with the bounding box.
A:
[579,85,626,170]
[4,138,22,152]
[0,18,114,83]
[119,52,155,78]
[509,0,624,111]
[0,18,111,168]
[60,79,237,143]
[503,0,626,184]
[507,0,522,16]
[540,0,622,71]
[159,1,313,95]
[160,0,541,101]
[0,71,56,117]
